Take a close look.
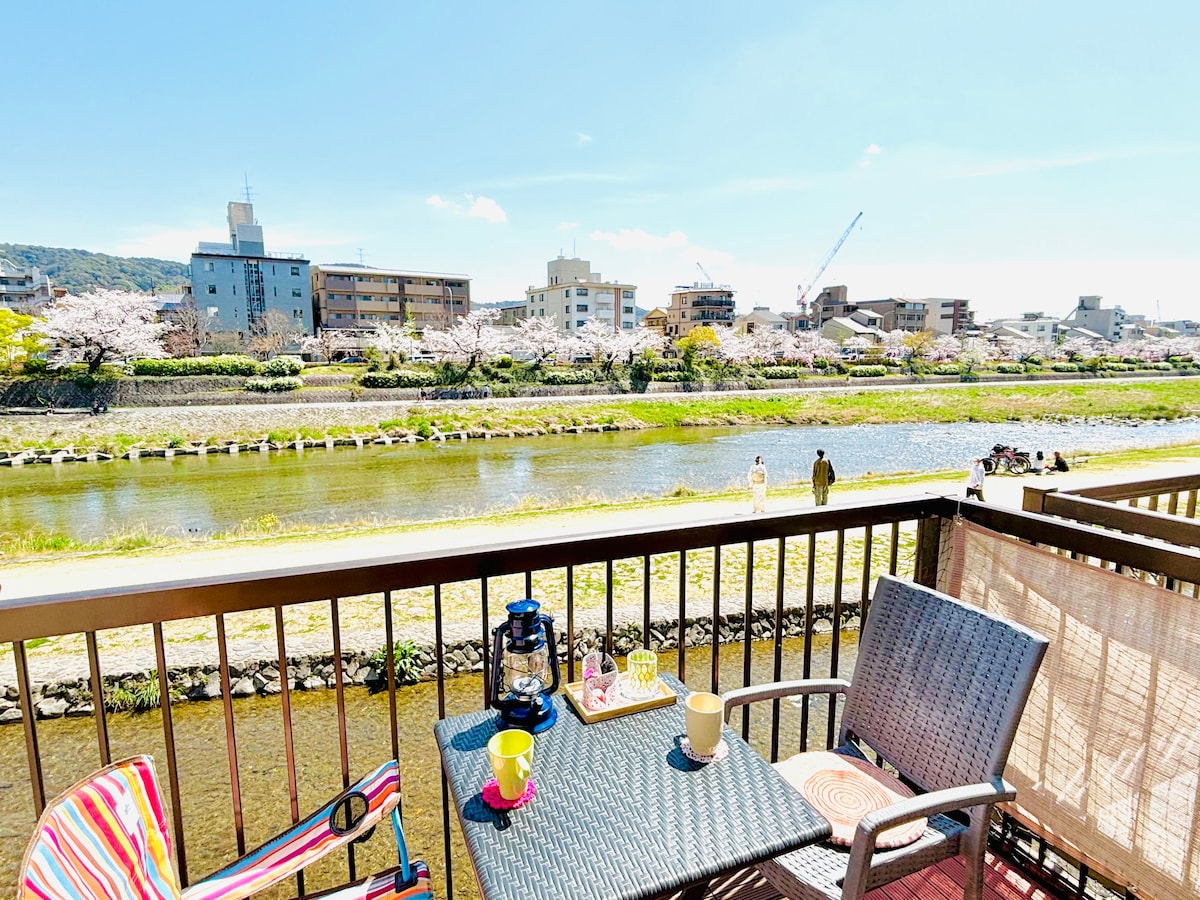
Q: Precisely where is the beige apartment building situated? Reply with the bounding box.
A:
[855,299,929,332]
[525,256,637,334]
[311,264,470,333]
[663,282,736,338]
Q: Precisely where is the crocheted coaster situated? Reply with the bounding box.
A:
[482,777,537,810]
[680,738,729,764]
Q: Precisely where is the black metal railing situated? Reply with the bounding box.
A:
[2,494,1197,897]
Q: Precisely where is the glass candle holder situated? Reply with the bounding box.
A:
[624,648,659,700]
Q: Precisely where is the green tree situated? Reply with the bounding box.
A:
[676,326,719,374]
[0,309,41,368]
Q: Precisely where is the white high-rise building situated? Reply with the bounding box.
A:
[525,256,637,333]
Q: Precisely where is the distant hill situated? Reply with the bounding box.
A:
[0,243,189,295]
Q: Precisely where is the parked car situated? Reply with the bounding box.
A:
[339,356,369,364]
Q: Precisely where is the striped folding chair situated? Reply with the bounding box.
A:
[19,756,432,900]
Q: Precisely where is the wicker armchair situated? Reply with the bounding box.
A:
[724,575,1048,900]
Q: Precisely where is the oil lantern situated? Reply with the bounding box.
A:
[490,599,560,732]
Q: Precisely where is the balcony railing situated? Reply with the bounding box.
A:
[1,493,1197,898]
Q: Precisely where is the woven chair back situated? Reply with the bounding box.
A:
[842,575,1048,793]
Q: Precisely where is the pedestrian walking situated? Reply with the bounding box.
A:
[966,457,986,501]
[748,455,767,514]
[812,449,833,506]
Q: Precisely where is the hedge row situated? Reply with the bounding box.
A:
[359,370,440,388]
[244,376,303,392]
[848,365,889,378]
[132,355,262,376]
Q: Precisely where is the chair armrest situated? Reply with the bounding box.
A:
[839,779,1015,900]
[722,679,851,722]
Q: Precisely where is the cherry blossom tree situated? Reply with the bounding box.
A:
[747,327,791,363]
[1054,335,1106,361]
[421,308,506,375]
[711,325,758,364]
[956,337,995,373]
[787,331,838,366]
[882,330,910,357]
[612,325,666,365]
[514,316,567,365]
[367,321,421,364]
[996,335,1047,362]
[925,334,962,362]
[569,318,626,372]
[300,329,357,362]
[33,289,170,373]
[247,309,302,361]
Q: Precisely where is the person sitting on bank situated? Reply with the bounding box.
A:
[1045,451,1070,473]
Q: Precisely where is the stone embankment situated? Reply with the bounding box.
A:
[0,603,853,723]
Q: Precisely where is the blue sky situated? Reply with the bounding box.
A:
[3,1,1198,323]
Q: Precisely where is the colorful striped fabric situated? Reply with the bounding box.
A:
[20,756,432,900]
[183,760,401,900]
[19,756,181,900]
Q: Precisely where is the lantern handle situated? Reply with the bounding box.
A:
[541,613,561,695]
[490,618,511,709]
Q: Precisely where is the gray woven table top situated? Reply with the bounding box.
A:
[434,674,831,900]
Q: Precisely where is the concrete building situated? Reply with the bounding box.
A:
[820,310,886,345]
[1157,319,1199,337]
[988,312,1062,343]
[855,298,928,333]
[786,311,817,332]
[0,259,53,311]
[663,282,735,338]
[189,202,312,336]
[641,308,668,335]
[808,285,853,328]
[525,256,637,334]
[734,307,787,334]
[311,264,470,333]
[1063,295,1125,341]
[925,298,974,334]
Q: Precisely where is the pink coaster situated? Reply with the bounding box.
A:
[680,737,730,764]
[482,777,537,810]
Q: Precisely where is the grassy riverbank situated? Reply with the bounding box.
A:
[1,378,1198,454]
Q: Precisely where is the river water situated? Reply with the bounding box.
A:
[4,419,1200,543]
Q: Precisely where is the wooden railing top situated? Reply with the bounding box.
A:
[1063,472,1200,502]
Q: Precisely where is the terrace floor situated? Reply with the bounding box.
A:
[701,853,1066,899]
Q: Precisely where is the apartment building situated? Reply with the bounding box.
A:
[189,202,312,335]
[855,298,929,332]
[524,256,637,334]
[808,285,852,328]
[1063,295,1126,341]
[311,264,470,333]
[0,259,53,311]
[663,282,735,338]
[926,298,974,334]
[989,312,1062,343]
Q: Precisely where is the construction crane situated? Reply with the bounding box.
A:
[696,262,714,284]
[797,211,863,307]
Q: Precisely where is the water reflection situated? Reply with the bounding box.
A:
[3,419,1198,543]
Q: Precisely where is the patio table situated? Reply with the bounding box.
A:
[434,673,831,900]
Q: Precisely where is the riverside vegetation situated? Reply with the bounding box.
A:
[2,378,1199,457]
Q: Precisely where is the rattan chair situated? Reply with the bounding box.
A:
[724,575,1048,900]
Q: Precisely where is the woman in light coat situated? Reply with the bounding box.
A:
[748,455,767,513]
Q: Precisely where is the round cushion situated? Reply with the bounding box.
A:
[773,750,927,849]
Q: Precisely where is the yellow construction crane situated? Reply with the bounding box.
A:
[797,211,863,306]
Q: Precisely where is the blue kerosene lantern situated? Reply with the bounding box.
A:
[490,600,560,732]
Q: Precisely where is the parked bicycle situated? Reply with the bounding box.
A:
[982,443,1031,475]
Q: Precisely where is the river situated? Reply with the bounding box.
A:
[3,419,1200,543]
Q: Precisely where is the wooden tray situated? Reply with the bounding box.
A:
[564,676,677,724]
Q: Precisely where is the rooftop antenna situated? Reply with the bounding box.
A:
[572,238,576,257]
[357,247,366,265]
[242,172,253,203]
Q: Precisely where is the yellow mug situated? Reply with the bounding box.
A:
[487,729,535,801]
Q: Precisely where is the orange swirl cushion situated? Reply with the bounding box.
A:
[773,751,927,849]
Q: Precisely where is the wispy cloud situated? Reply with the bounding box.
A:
[858,143,883,168]
[425,193,508,224]
[575,132,593,147]
[590,228,689,252]
[557,221,579,231]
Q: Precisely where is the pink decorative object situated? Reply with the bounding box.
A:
[581,651,618,710]
[482,777,537,810]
